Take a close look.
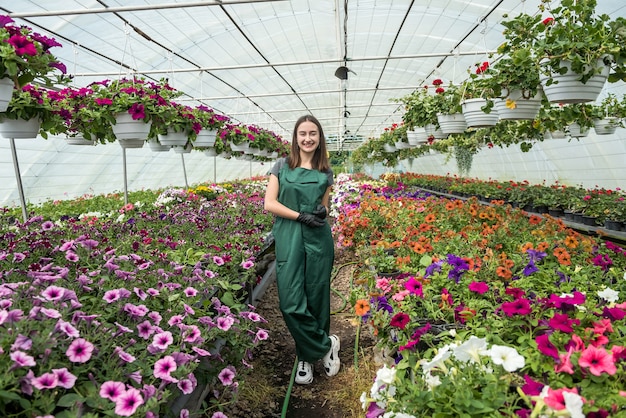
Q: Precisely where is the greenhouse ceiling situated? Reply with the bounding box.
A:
[2,0,625,147]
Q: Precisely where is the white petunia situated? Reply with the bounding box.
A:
[375,364,397,385]
[489,344,525,372]
[453,336,488,363]
[563,391,585,418]
[597,287,620,303]
[421,345,452,373]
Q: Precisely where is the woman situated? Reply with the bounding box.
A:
[263,114,340,385]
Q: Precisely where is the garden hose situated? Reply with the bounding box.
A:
[281,356,299,418]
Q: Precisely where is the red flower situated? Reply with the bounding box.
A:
[390,312,410,329]
[542,17,554,25]
[432,79,443,86]
[435,87,445,94]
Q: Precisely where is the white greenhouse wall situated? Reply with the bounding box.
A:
[0,134,273,208]
[365,127,626,190]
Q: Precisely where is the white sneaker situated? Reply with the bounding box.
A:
[323,335,340,376]
[295,360,313,384]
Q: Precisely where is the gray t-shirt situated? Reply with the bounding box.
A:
[270,157,334,186]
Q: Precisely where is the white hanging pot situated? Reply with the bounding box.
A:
[0,117,41,139]
[65,136,96,146]
[461,99,499,128]
[230,141,250,152]
[0,77,15,113]
[567,122,589,138]
[494,89,543,120]
[383,143,396,153]
[118,138,145,149]
[593,117,619,135]
[193,129,217,147]
[437,113,467,134]
[157,130,188,146]
[394,141,410,150]
[173,142,192,154]
[204,147,218,157]
[424,123,446,139]
[540,59,609,104]
[407,127,428,146]
[112,112,151,140]
[148,139,171,152]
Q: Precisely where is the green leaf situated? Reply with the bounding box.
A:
[0,390,21,401]
[420,254,432,267]
[57,393,86,407]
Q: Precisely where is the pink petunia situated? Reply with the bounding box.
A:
[154,355,177,380]
[543,387,578,411]
[216,316,235,331]
[152,331,174,350]
[468,281,489,294]
[218,366,236,386]
[535,334,559,359]
[554,347,575,375]
[31,372,59,390]
[41,285,66,302]
[114,387,144,416]
[103,289,121,303]
[137,320,155,339]
[177,378,195,395]
[501,298,532,317]
[213,256,225,266]
[548,313,580,333]
[52,368,77,389]
[578,345,617,376]
[99,380,125,401]
[10,351,36,368]
[66,338,94,363]
[183,287,198,297]
[241,260,254,270]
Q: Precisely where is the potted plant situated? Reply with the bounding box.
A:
[89,77,181,142]
[531,0,623,103]
[0,84,62,138]
[589,93,625,135]
[460,61,500,128]
[191,105,228,148]
[432,80,466,134]
[0,15,67,91]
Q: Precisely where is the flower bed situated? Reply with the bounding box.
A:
[0,180,273,417]
[332,173,626,417]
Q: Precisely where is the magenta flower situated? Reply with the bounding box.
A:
[213,255,225,266]
[183,325,201,343]
[548,313,580,333]
[11,334,32,351]
[52,368,77,389]
[192,346,212,357]
[390,312,410,329]
[56,319,80,338]
[520,374,544,396]
[114,387,144,416]
[10,350,36,368]
[216,316,235,331]
[137,320,155,339]
[128,103,146,120]
[100,380,125,401]
[554,347,575,375]
[404,276,424,297]
[468,281,489,294]
[218,366,236,386]
[31,372,59,390]
[65,251,79,262]
[66,338,95,363]
[241,260,254,270]
[255,329,269,342]
[168,315,184,327]
[41,285,66,301]
[211,412,229,418]
[103,289,121,303]
[501,298,532,317]
[535,334,559,360]
[7,35,37,56]
[183,287,198,297]
[177,378,195,395]
[154,355,177,380]
[152,331,173,350]
[240,311,263,322]
[578,345,617,376]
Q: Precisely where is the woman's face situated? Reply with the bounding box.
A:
[296,120,320,153]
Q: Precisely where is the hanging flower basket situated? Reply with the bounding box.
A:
[117,138,145,149]
[192,128,217,148]
[65,136,96,146]
[494,89,543,121]
[204,147,218,157]
[593,117,619,135]
[0,117,40,139]
[230,141,250,152]
[437,113,467,134]
[566,122,589,138]
[383,143,396,153]
[424,123,446,139]
[407,127,428,146]
[173,143,192,154]
[157,130,188,146]
[0,77,14,112]
[461,99,499,128]
[112,113,151,141]
[148,139,171,152]
[540,59,609,104]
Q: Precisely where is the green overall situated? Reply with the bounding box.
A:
[273,165,335,363]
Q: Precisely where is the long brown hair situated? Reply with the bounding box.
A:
[287,114,331,172]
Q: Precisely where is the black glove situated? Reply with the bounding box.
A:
[312,204,327,219]
[297,212,325,227]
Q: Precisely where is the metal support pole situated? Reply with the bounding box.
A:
[181,154,189,188]
[9,138,28,223]
[122,147,128,205]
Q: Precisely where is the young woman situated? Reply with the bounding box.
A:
[263,114,340,385]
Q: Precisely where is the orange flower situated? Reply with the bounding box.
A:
[553,247,569,258]
[496,266,512,279]
[354,299,370,316]
[537,241,550,251]
[424,213,436,223]
[445,201,456,211]
[521,242,534,252]
[564,235,579,249]
[529,215,542,225]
